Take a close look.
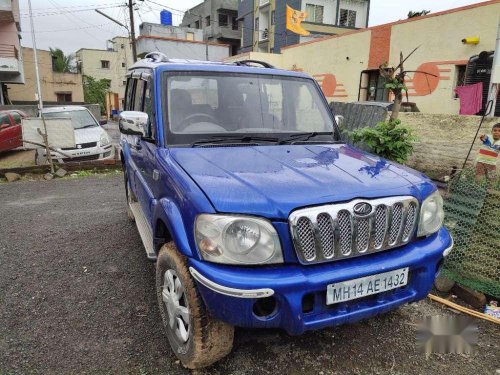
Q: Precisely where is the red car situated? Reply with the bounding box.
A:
[0,110,26,153]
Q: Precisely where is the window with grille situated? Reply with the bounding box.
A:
[219,13,228,27]
[454,65,467,98]
[339,8,356,27]
[305,4,324,23]
[56,92,72,103]
[101,60,110,69]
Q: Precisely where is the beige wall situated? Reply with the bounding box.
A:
[7,47,84,102]
[226,1,500,115]
[75,36,133,111]
[389,5,500,114]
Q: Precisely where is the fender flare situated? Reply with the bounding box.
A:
[153,198,194,258]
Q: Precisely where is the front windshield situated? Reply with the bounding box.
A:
[43,110,98,129]
[165,72,336,145]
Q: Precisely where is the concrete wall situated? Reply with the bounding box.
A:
[7,47,84,103]
[0,103,101,119]
[401,113,500,177]
[139,23,203,41]
[135,36,230,61]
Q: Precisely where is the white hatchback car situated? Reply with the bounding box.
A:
[38,106,114,164]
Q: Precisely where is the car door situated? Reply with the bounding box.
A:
[129,75,155,219]
[0,113,20,152]
[8,112,24,149]
[137,74,161,206]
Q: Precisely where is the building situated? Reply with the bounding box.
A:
[136,23,230,62]
[238,0,370,54]
[226,0,500,115]
[7,47,84,104]
[75,36,133,114]
[180,0,240,55]
[0,0,24,104]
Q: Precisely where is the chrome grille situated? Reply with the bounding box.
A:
[389,203,403,245]
[296,217,316,261]
[317,213,335,258]
[289,196,419,264]
[374,206,388,248]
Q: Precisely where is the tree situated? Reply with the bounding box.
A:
[378,46,436,121]
[407,10,430,18]
[83,76,111,115]
[49,47,75,73]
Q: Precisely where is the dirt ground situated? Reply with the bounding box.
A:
[0,149,36,169]
[0,174,498,375]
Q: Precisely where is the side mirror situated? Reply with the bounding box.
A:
[119,111,148,136]
[334,115,345,129]
[0,123,11,130]
[99,119,108,126]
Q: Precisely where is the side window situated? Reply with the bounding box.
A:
[10,113,21,124]
[0,114,11,127]
[143,80,156,139]
[263,82,283,122]
[133,79,145,111]
[125,78,135,110]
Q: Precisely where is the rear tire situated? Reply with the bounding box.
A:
[156,242,234,369]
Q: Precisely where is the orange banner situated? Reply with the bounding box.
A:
[286,5,310,36]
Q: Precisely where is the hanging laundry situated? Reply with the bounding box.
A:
[455,82,483,115]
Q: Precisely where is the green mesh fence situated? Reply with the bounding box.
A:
[442,168,500,298]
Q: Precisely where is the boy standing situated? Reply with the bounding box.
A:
[475,123,500,182]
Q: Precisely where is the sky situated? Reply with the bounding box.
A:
[18,0,489,54]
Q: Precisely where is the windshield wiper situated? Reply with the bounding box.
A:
[279,132,335,144]
[78,124,97,129]
[191,135,280,147]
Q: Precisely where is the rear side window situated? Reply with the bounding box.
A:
[0,114,10,126]
[125,78,135,110]
[133,80,146,111]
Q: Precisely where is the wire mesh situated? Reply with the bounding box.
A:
[442,168,500,298]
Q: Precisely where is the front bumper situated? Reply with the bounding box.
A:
[44,144,115,163]
[189,227,452,335]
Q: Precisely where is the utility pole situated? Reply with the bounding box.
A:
[28,0,55,173]
[128,0,137,62]
[199,14,208,60]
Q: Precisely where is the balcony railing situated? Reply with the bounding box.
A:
[0,44,19,59]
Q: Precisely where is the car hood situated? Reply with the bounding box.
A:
[169,144,433,219]
[74,126,106,144]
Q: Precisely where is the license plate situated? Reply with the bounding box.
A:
[326,267,409,305]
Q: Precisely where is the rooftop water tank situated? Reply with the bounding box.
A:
[160,9,172,26]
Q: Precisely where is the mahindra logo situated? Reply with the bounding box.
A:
[77,144,82,149]
[353,202,372,216]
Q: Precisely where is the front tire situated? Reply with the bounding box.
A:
[156,242,234,369]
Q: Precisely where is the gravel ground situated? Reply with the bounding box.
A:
[0,174,498,375]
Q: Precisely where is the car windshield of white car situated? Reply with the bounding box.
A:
[43,110,97,129]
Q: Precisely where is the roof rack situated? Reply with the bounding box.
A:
[234,59,275,69]
[144,51,169,63]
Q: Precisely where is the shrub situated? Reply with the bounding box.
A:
[349,119,417,164]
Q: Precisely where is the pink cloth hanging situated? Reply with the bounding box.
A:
[455,82,483,115]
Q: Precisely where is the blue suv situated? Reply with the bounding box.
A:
[119,53,453,369]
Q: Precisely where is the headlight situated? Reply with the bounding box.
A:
[100,134,111,147]
[195,214,283,265]
[417,191,444,237]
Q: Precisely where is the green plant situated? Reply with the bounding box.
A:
[49,47,75,73]
[82,76,111,115]
[350,119,417,163]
